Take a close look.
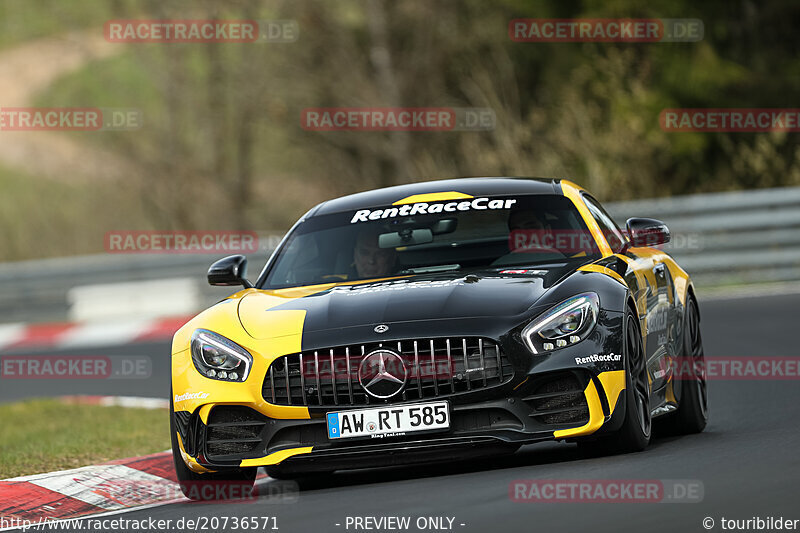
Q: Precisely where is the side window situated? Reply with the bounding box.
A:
[582,195,626,253]
[269,233,321,285]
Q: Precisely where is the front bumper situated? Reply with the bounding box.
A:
[173,367,625,472]
[172,310,627,472]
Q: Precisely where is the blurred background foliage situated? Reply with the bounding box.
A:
[1,0,799,259]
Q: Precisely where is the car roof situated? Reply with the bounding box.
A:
[311,177,565,216]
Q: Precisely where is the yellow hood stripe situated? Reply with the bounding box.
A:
[577,264,627,287]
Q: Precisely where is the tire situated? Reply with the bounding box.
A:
[660,295,708,434]
[579,306,651,455]
[169,392,257,501]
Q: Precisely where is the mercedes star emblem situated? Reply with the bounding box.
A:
[358,349,407,399]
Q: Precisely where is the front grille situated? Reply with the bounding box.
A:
[263,338,513,407]
[206,406,266,457]
[523,374,589,425]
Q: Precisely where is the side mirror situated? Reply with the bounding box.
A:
[208,255,253,288]
[625,218,671,248]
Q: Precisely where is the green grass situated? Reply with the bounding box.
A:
[0,398,171,479]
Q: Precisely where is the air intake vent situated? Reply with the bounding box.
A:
[523,374,589,425]
[206,406,266,458]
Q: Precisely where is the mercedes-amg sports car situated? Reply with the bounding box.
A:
[170,177,707,498]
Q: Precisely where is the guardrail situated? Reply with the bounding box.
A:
[0,245,280,324]
[606,185,800,286]
[1,186,798,324]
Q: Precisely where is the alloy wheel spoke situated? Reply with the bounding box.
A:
[627,318,650,436]
[689,302,708,416]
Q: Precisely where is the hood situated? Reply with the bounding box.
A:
[239,265,576,337]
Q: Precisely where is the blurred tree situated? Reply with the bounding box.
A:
[19,0,800,247]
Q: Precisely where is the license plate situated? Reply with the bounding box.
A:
[326,401,449,440]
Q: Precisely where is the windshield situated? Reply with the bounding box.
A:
[261,194,600,289]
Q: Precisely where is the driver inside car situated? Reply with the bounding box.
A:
[507,200,560,253]
[491,203,564,266]
[352,227,398,279]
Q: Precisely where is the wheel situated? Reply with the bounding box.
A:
[579,306,651,455]
[660,295,708,434]
[169,392,257,500]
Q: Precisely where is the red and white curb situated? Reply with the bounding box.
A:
[0,316,191,352]
[0,452,271,529]
[0,452,182,527]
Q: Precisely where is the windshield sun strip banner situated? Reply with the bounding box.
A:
[350,197,518,223]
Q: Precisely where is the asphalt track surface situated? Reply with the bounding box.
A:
[5,291,800,532]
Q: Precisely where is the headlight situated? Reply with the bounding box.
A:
[522,292,599,354]
[190,329,253,382]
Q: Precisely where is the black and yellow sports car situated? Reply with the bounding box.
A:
[170,177,707,498]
